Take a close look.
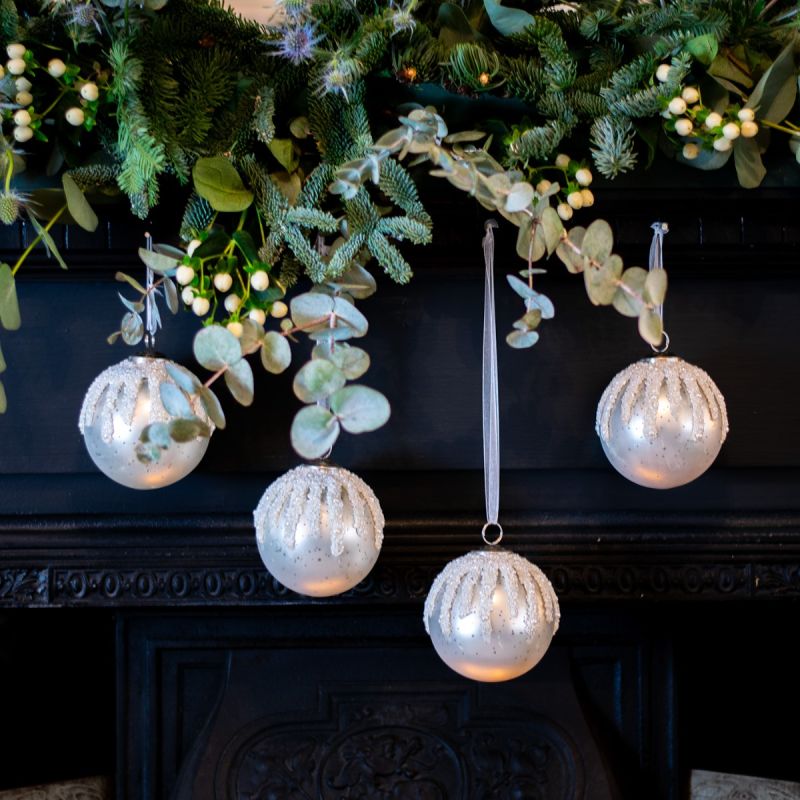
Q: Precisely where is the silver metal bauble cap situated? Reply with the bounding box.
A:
[424,548,560,682]
[596,355,729,489]
[78,355,212,490]
[253,464,384,598]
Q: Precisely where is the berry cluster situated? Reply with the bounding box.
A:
[2,42,102,144]
[537,153,594,221]
[656,65,758,161]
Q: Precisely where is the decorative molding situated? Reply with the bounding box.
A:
[0,776,110,800]
[4,512,800,606]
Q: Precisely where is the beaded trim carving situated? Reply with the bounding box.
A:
[424,549,560,643]
[596,356,729,444]
[78,356,212,443]
[253,465,385,556]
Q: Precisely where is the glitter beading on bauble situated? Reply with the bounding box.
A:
[596,355,729,489]
[424,549,560,682]
[79,355,212,490]
[253,465,384,597]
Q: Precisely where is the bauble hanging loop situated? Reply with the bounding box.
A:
[253,464,384,597]
[424,548,560,682]
[79,355,213,489]
[596,355,729,489]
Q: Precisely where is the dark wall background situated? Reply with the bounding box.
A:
[1,173,799,798]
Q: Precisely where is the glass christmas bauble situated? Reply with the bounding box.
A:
[253,465,384,597]
[424,548,560,682]
[596,355,729,489]
[79,355,212,490]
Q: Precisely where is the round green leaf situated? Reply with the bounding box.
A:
[198,386,226,430]
[138,247,178,275]
[293,359,346,403]
[121,311,144,345]
[290,292,334,328]
[165,362,202,395]
[555,227,586,274]
[612,267,648,317]
[638,308,664,347]
[506,182,534,213]
[261,331,292,374]
[194,325,242,371]
[329,385,391,434]
[224,359,255,406]
[291,405,341,460]
[584,254,623,307]
[192,156,254,212]
[169,417,211,442]
[160,381,194,418]
[506,330,539,348]
[582,219,614,264]
[0,264,21,331]
[333,297,368,337]
[644,269,668,306]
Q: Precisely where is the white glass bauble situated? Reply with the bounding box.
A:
[596,356,729,489]
[424,548,560,682]
[253,465,384,597]
[78,355,212,490]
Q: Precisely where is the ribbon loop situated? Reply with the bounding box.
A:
[648,221,669,353]
[482,221,500,534]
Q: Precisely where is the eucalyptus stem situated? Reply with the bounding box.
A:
[3,155,13,194]
[13,207,66,275]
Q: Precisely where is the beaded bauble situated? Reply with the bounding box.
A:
[424,549,560,682]
[253,465,384,597]
[79,355,212,490]
[596,356,729,489]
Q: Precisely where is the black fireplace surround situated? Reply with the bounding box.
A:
[1,173,800,800]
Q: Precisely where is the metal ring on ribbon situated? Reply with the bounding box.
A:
[481,521,504,546]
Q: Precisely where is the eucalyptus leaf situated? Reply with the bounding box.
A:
[107,331,122,345]
[165,362,202,394]
[119,293,144,314]
[584,254,623,307]
[61,174,98,232]
[329,385,391,433]
[526,292,555,320]
[329,263,376,299]
[239,319,264,353]
[555,227,586,274]
[290,292,334,328]
[163,277,179,314]
[638,309,664,347]
[0,263,21,331]
[313,343,371,380]
[0,341,5,374]
[506,329,539,348]
[261,330,291,374]
[540,207,564,256]
[734,136,767,189]
[116,272,146,293]
[135,441,162,464]
[194,325,242,370]
[644,269,668,306]
[138,247,178,275]
[198,385,226,429]
[293,359,346,403]
[612,267,648,317]
[437,2,482,46]
[154,243,186,260]
[224,359,255,406]
[0,379,5,413]
[290,405,340,460]
[516,216,546,262]
[141,421,171,448]
[483,0,535,35]
[192,156,254,212]
[333,297,368,336]
[505,182,534,213]
[160,381,194,417]
[581,219,614,264]
[28,214,68,270]
[747,42,797,123]
[121,311,144,345]
[169,417,211,442]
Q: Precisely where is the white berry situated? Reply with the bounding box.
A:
[722,122,740,140]
[704,112,722,129]
[186,238,202,256]
[674,118,693,137]
[738,108,755,123]
[13,109,31,127]
[713,137,732,152]
[191,296,210,316]
[535,179,551,194]
[250,270,269,291]
[575,168,592,187]
[6,44,25,59]
[181,287,195,305]
[65,107,85,126]
[226,321,244,338]
[681,86,700,104]
[213,272,233,292]
[656,64,672,83]
[668,97,687,116]
[15,77,31,92]
[15,91,32,106]
[7,58,26,76]
[224,294,241,313]
[175,265,195,286]
[249,308,267,325]
[554,153,570,169]
[682,143,700,160]
[566,191,583,210]
[47,59,66,78]
[79,82,99,102]
[13,125,33,143]
[580,189,594,207]
[740,120,758,138]
[270,300,288,318]
[557,202,573,221]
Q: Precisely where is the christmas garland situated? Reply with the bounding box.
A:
[0,0,798,460]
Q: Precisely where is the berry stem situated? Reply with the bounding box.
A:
[13,206,66,275]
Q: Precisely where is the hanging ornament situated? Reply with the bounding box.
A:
[253,464,384,597]
[79,238,213,489]
[423,221,560,682]
[595,223,729,489]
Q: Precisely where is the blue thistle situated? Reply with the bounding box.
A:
[273,21,323,66]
